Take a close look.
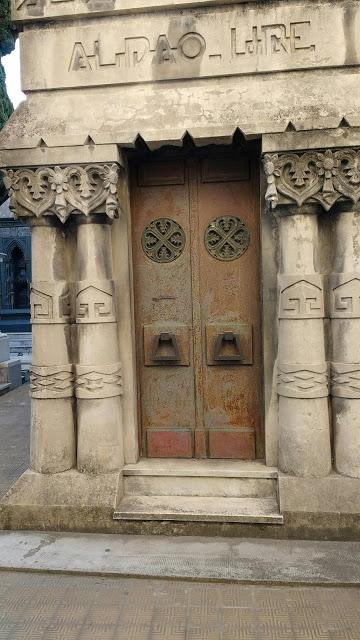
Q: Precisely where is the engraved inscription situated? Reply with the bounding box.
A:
[69,32,207,72]
[231,22,314,57]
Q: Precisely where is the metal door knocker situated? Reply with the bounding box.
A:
[214,332,242,361]
[152,332,181,362]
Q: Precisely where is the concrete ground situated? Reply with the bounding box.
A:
[0,383,29,499]
[0,385,360,639]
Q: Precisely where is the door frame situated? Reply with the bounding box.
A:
[121,139,267,462]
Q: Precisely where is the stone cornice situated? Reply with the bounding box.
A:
[2,163,122,223]
[263,148,360,212]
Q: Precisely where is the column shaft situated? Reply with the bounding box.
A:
[30,221,76,473]
[277,212,331,477]
[331,208,360,478]
[76,219,123,473]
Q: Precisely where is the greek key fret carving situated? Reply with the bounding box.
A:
[30,365,74,398]
[76,280,116,323]
[31,281,73,324]
[277,363,329,398]
[278,275,324,319]
[263,148,360,211]
[75,363,122,399]
[2,163,121,223]
[331,363,360,398]
[330,274,360,318]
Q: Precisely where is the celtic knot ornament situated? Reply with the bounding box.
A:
[141,218,186,263]
[205,216,250,261]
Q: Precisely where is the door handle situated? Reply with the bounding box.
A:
[214,332,242,362]
[152,332,181,362]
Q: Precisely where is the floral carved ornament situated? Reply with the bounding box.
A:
[263,148,360,211]
[2,163,121,223]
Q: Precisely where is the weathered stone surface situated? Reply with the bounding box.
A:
[20,3,349,91]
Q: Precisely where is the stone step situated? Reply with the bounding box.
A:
[123,458,277,478]
[0,383,11,396]
[124,475,277,498]
[114,495,283,524]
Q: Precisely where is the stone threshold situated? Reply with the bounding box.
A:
[123,458,278,478]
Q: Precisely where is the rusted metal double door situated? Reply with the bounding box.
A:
[131,148,262,459]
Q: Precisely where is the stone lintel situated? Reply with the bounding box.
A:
[0,144,124,169]
[262,127,360,154]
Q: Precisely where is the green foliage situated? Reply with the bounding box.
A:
[0,0,16,56]
[0,60,13,129]
[0,0,16,202]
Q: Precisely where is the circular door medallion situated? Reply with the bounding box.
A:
[204,216,250,261]
[141,218,186,263]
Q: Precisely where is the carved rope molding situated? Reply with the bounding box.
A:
[2,163,121,223]
[263,148,360,211]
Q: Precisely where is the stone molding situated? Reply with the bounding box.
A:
[75,363,122,399]
[30,365,74,398]
[31,281,73,324]
[277,363,329,399]
[2,163,121,223]
[329,273,360,319]
[331,363,360,399]
[263,148,360,211]
[278,274,324,320]
[76,280,116,324]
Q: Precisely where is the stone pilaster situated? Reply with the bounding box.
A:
[75,215,123,473]
[261,150,359,476]
[276,209,331,476]
[28,217,76,473]
[330,205,360,478]
[2,161,124,475]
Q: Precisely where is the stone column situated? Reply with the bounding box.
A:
[3,161,123,476]
[29,218,76,473]
[276,209,331,476]
[330,205,360,478]
[75,215,123,473]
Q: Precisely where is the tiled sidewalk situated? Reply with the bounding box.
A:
[0,570,359,640]
[0,384,29,499]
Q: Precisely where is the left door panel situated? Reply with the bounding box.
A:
[131,159,196,457]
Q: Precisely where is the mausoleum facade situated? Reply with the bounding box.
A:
[1,0,360,537]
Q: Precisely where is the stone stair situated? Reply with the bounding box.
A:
[114,459,283,524]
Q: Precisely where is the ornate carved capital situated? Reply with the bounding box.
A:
[2,163,122,223]
[263,148,360,212]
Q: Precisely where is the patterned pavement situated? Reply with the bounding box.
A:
[0,571,359,640]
